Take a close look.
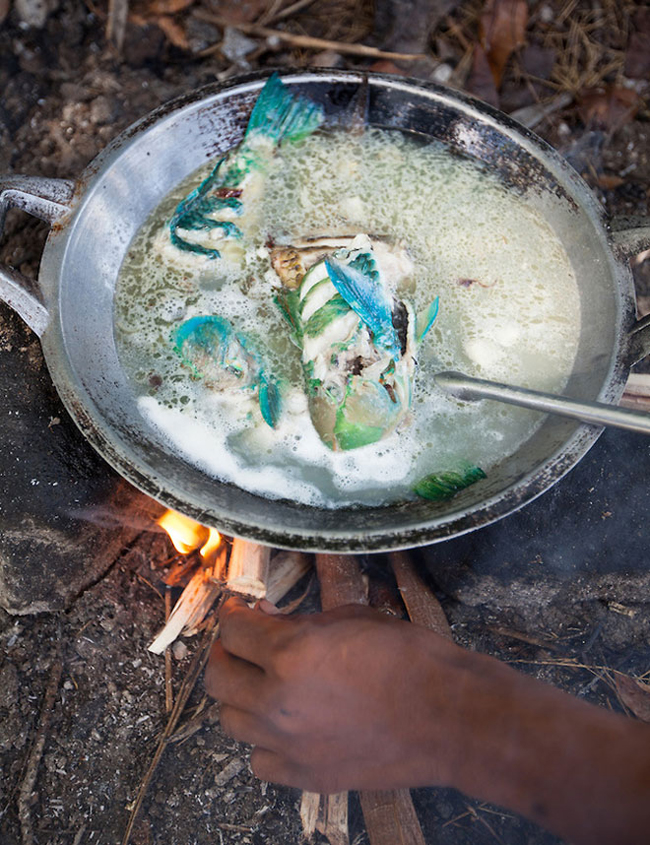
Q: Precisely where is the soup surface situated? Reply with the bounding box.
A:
[114,127,581,508]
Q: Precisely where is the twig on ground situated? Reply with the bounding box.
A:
[107,0,129,52]
[268,0,318,25]
[18,657,63,845]
[121,609,222,845]
[165,587,174,714]
[193,11,426,61]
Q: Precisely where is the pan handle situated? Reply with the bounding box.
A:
[609,217,650,366]
[0,175,75,337]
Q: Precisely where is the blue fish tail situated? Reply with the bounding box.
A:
[245,73,325,145]
[324,255,399,355]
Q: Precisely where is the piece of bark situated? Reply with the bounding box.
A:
[315,553,368,609]
[390,551,452,638]
[227,538,270,599]
[300,791,349,845]
[314,554,426,845]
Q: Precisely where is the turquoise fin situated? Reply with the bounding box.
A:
[416,297,439,344]
[245,73,325,145]
[258,373,282,428]
[324,255,399,355]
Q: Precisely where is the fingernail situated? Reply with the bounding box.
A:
[257,598,281,615]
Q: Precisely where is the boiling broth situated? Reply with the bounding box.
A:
[114,128,581,508]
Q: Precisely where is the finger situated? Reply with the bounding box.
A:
[257,598,281,616]
[219,704,280,750]
[220,596,285,667]
[250,747,310,790]
[205,642,266,712]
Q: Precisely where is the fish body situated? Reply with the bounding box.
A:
[168,74,324,260]
[172,315,281,428]
[274,234,439,450]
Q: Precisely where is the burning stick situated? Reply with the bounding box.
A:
[226,538,270,600]
[148,544,227,655]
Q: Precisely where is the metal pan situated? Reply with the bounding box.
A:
[1,69,649,552]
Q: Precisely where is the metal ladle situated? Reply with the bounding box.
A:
[435,371,650,435]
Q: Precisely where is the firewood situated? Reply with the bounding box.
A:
[300,791,349,845]
[314,553,368,609]
[148,545,227,655]
[227,538,271,599]
[359,789,426,845]
[390,550,453,639]
[266,550,312,605]
[312,554,426,845]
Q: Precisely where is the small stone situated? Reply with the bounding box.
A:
[90,96,115,126]
[15,0,58,28]
[221,26,257,62]
[310,50,344,69]
[172,640,188,660]
[431,63,453,84]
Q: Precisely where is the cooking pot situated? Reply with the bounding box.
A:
[1,69,649,552]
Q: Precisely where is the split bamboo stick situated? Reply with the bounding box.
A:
[227,538,271,599]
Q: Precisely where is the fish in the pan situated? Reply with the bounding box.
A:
[273,233,439,450]
[172,315,281,428]
[168,73,325,260]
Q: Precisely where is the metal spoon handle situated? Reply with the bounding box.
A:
[435,371,650,435]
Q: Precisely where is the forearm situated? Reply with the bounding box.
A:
[426,647,650,845]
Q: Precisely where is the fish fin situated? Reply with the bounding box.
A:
[324,255,399,354]
[273,289,303,345]
[245,73,325,145]
[170,229,221,259]
[169,158,243,257]
[416,297,439,344]
[414,463,486,501]
[258,373,282,428]
[172,315,233,375]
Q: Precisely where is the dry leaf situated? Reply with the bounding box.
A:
[479,0,528,87]
[156,14,190,49]
[595,173,625,191]
[577,86,642,133]
[467,44,500,107]
[147,0,195,13]
[368,60,408,75]
[615,674,650,722]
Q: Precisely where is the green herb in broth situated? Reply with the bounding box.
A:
[114,124,581,509]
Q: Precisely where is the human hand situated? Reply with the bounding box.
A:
[205,596,479,794]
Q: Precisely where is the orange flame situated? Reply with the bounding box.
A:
[157,510,221,560]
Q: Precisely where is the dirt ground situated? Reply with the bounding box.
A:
[1,1,650,844]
